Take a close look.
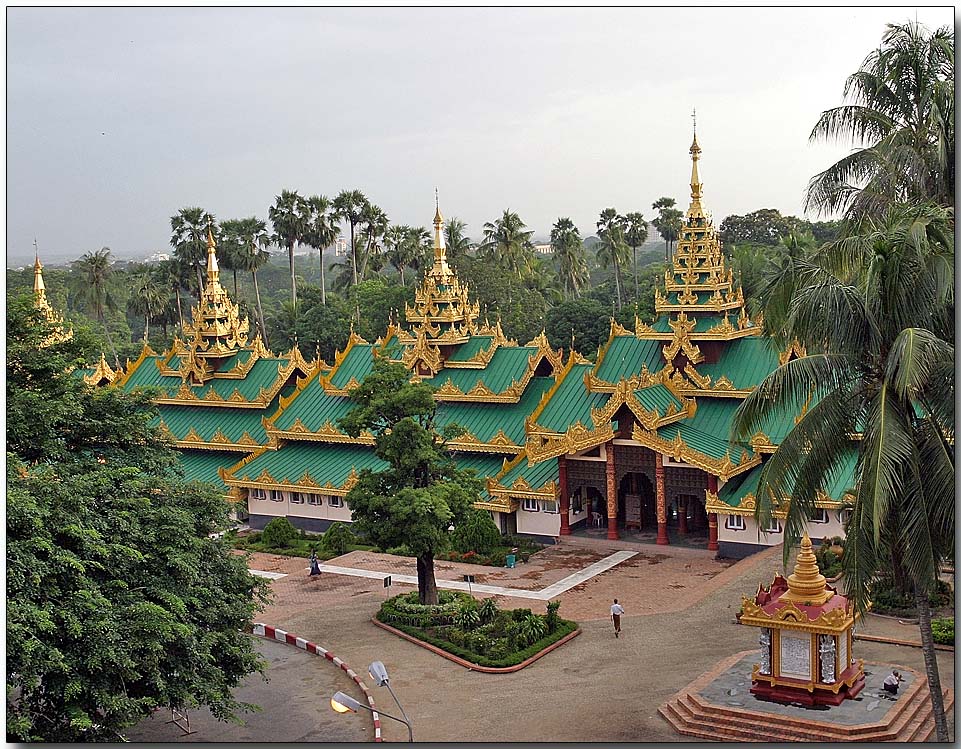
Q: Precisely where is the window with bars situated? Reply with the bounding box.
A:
[522,498,539,512]
[725,514,745,531]
[251,488,267,501]
[328,496,343,508]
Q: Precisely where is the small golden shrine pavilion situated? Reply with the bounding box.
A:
[739,533,865,706]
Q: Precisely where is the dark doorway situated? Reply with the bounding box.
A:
[619,472,656,530]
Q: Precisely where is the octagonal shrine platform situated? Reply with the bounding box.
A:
[659,650,954,742]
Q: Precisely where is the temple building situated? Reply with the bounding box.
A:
[85,131,856,556]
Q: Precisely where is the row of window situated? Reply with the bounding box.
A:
[521,498,559,514]
[250,488,344,508]
[724,507,837,533]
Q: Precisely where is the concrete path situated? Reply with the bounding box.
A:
[249,569,287,580]
[271,550,638,601]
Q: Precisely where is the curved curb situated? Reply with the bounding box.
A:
[854,632,954,652]
[372,617,581,673]
[250,623,382,741]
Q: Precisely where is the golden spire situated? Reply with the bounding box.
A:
[206,225,220,283]
[687,108,705,220]
[781,533,834,606]
[429,189,453,279]
[33,239,47,302]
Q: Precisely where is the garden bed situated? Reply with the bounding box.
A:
[230,520,375,559]
[374,591,579,671]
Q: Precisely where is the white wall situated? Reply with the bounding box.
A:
[248,490,353,523]
[516,506,561,537]
[717,509,848,546]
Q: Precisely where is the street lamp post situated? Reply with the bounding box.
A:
[367,661,413,741]
[330,691,413,742]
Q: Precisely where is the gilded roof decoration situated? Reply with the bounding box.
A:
[83,351,117,386]
[630,422,760,481]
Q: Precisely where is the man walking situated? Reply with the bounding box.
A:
[611,598,625,637]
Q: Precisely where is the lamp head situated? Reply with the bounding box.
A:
[368,660,389,686]
[330,691,361,713]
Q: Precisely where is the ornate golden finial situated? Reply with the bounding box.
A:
[428,191,453,280]
[781,533,833,606]
[206,225,220,282]
[434,188,443,225]
[33,239,46,299]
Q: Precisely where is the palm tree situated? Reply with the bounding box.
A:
[731,203,954,741]
[218,219,248,298]
[405,227,433,279]
[806,21,954,219]
[269,189,308,306]
[302,195,340,305]
[358,202,388,281]
[651,197,683,262]
[480,210,535,280]
[624,212,649,307]
[596,208,628,310]
[70,248,120,366]
[333,189,369,288]
[170,207,214,298]
[157,258,188,332]
[751,230,818,339]
[384,224,413,286]
[229,217,272,347]
[127,270,166,342]
[550,217,587,299]
[444,217,473,267]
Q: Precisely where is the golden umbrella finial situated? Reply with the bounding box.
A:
[781,532,833,605]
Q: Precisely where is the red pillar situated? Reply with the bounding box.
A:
[606,441,619,540]
[655,453,669,545]
[678,497,688,534]
[707,474,719,551]
[558,455,571,536]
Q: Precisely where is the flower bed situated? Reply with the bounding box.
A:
[375,594,577,668]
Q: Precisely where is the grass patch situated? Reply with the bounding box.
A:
[230,529,375,559]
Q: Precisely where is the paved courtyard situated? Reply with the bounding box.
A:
[231,539,952,742]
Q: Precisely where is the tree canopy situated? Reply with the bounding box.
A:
[6,296,268,741]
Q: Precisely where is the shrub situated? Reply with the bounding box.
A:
[489,551,507,567]
[447,628,467,647]
[931,618,954,645]
[320,522,357,556]
[455,602,481,630]
[377,591,473,628]
[517,613,547,646]
[479,597,499,625]
[545,601,561,633]
[261,517,299,549]
[868,578,953,615]
[385,544,413,557]
[451,509,503,555]
[512,608,532,622]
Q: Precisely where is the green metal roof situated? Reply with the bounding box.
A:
[655,398,750,462]
[494,456,559,492]
[437,376,554,445]
[536,363,607,433]
[175,449,243,491]
[230,443,387,488]
[595,336,663,383]
[121,356,169,389]
[717,448,858,507]
[272,381,355,432]
[153,402,279,445]
[121,355,291,401]
[425,346,538,394]
[634,384,682,415]
[694,337,781,390]
[451,453,510,479]
[329,344,375,389]
[446,336,495,362]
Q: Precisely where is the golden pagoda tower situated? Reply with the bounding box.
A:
[32,240,72,345]
[739,533,865,706]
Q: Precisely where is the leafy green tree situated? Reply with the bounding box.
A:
[550,217,587,299]
[70,247,120,366]
[261,517,299,549]
[358,202,388,281]
[269,189,308,306]
[731,203,954,740]
[170,207,215,298]
[333,189,370,289]
[480,210,535,280]
[302,195,341,305]
[651,197,683,261]
[384,224,415,286]
[443,217,473,268]
[451,508,502,554]
[338,357,481,604]
[6,295,268,741]
[624,212,649,306]
[806,21,954,219]
[719,208,802,247]
[127,270,167,342]
[225,217,272,346]
[348,278,413,342]
[596,208,628,310]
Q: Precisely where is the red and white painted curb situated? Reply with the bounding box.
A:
[250,623,382,742]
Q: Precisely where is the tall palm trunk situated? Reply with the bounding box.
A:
[416,552,438,605]
[613,257,623,310]
[195,265,204,299]
[632,244,639,307]
[175,288,184,332]
[319,248,327,305]
[399,266,406,287]
[252,271,269,349]
[350,224,358,287]
[144,316,150,342]
[233,270,238,299]
[98,308,119,368]
[915,587,948,741]
[287,241,297,306]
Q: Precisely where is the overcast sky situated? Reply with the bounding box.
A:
[7,6,954,266]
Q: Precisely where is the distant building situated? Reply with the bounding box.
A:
[147,252,170,262]
[334,238,348,256]
[534,243,553,255]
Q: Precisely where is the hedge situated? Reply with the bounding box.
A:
[378,591,475,628]
[377,616,578,668]
[932,617,954,646]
